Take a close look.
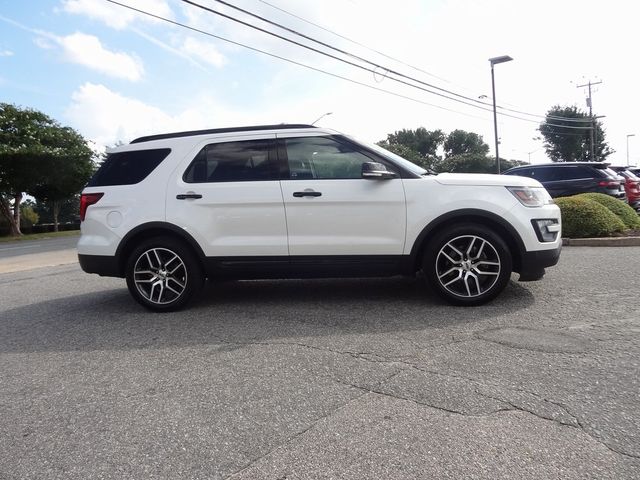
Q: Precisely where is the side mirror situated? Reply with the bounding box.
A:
[362,162,397,180]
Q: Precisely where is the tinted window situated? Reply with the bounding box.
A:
[508,167,553,182]
[285,136,377,180]
[550,166,586,181]
[88,148,171,187]
[183,140,275,183]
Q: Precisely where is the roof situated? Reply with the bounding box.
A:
[130,124,316,144]
[508,162,609,169]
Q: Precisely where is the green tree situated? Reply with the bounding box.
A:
[34,196,80,224]
[385,127,445,157]
[0,103,94,236]
[437,154,526,174]
[437,153,494,173]
[539,105,613,162]
[32,127,95,231]
[376,141,433,169]
[443,130,490,158]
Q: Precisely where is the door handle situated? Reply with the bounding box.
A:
[293,191,322,198]
[176,193,203,200]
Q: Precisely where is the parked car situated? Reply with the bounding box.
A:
[78,124,561,311]
[609,166,640,212]
[503,162,626,200]
[627,167,640,176]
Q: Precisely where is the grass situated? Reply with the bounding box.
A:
[0,230,80,243]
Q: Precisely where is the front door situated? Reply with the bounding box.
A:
[278,134,407,256]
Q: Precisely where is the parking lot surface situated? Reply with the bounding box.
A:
[1,246,639,479]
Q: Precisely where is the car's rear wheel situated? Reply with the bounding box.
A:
[125,237,203,312]
[423,224,512,306]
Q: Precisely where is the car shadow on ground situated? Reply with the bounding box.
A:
[1,276,534,354]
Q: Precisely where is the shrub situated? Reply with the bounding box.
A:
[576,193,640,229]
[555,196,626,238]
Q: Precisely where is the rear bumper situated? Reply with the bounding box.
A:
[517,245,561,281]
[78,254,123,278]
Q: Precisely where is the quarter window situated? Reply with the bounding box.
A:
[88,148,171,187]
[183,140,275,183]
[284,136,378,180]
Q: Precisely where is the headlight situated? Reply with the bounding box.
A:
[506,186,553,207]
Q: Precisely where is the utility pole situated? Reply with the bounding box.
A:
[576,79,602,161]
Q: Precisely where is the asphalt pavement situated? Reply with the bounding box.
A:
[0,247,638,479]
[0,235,79,274]
[0,234,79,259]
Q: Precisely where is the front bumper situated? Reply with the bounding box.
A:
[517,245,561,281]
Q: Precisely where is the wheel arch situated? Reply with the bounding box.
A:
[115,222,206,277]
[408,209,526,273]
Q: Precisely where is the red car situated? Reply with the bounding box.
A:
[610,166,640,213]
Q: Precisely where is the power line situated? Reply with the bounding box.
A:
[256,0,451,84]
[185,0,591,125]
[104,0,490,121]
[105,0,591,131]
[182,0,508,117]
[255,0,591,124]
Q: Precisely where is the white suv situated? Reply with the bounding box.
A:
[78,124,561,311]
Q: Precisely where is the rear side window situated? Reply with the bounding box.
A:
[183,140,275,183]
[88,148,171,187]
[549,166,585,181]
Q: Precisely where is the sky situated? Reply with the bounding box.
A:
[1,0,639,166]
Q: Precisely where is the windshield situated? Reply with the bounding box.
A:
[347,136,428,176]
[603,168,623,180]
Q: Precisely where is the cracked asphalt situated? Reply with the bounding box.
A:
[1,246,639,479]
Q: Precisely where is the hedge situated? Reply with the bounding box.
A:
[555,196,626,238]
[576,193,640,229]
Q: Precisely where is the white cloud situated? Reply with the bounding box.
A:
[61,0,173,30]
[0,14,143,81]
[57,32,144,81]
[66,83,174,146]
[65,83,247,147]
[180,37,226,68]
[0,49,13,57]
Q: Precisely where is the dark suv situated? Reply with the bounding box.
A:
[503,162,626,200]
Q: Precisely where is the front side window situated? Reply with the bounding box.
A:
[284,136,378,180]
[183,139,274,183]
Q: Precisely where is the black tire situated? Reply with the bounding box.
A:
[423,223,512,306]
[125,236,204,312]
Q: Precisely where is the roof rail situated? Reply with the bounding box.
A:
[130,124,316,144]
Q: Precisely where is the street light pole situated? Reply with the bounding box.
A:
[311,112,332,125]
[489,55,513,174]
[627,134,636,166]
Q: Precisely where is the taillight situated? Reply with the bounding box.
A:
[80,193,104,221]
[598,180,619,188]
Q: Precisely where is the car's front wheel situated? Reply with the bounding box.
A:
[125,237,203,312]
[423,224,512,306]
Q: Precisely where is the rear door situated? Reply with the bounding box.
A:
[166,135,288,257]
[277,134,407,256]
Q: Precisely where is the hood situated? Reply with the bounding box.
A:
[434,173,542,188]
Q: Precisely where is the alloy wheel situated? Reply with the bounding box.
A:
[435,235,501,298]
[133,247,188,305]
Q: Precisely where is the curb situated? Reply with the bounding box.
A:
[563,236,640,247]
